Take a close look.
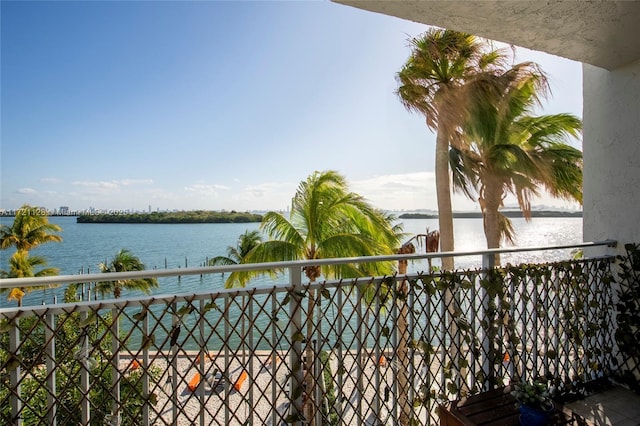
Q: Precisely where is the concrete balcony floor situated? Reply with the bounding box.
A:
[565,385,640,426]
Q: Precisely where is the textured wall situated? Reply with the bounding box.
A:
[335,1,640,69]
[583,60,640,246]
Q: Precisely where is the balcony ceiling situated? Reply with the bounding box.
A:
[333,0,640,70]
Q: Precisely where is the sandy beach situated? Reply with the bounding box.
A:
[118,350,433,425]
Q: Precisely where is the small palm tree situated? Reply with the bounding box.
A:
[238,170,402,425]
[208,229,264,287]
[96,249,158,299]
[0,205,62,251]
[0,250,59,306]
[0,205,62,305]
[208,229,264,366]
[451,62,583,259]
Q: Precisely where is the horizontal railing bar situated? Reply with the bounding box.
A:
[0,275,388,316]
[0,254,614,317]
[0,240,615,290]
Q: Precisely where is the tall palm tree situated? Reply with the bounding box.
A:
[0,250,59,306]
[451,62,583,258]
[0,205,62,305]
[239,170,402,425]
[396,29,506,270]
[0,205,62,251]
[95,249,158,299]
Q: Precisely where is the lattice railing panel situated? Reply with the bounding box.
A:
[1,257,616,425]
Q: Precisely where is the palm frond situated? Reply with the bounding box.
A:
[498,212,517,245]
[449,147,480,199]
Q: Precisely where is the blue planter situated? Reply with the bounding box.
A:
[519,404,552,426]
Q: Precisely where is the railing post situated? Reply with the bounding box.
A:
[9,317,22,426]
[356,284,363,426]
[111,307,121,425]
[480,254,493,390]
[224,294,230,425]
[142,306,150,426]
[79,311,90,425]
[288,265,304,426]
[391,282,400,425]
[396,274,411,426]
[248,292,255,425]
[335,288,344,420]
[171,302,179,425]
[373,288,382,422]
[198,299,206,426]
[45,313,57,426]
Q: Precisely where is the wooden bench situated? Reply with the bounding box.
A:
[438,385,594,425]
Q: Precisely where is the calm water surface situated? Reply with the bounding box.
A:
[0,216,582,308]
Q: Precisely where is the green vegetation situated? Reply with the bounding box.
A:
[614,243,640,392]
[0,309,160,425]
[76,210,262,224]
[0,204,62,305]
[397,29,505,270]
[397,29,583,264]
[452,61,582,255]
[238,170,403,424]
[208,230,266,288]
[95,249,158,299]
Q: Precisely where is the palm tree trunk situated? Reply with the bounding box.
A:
[480,180,502,265]
[435,129,454,271]
[434,127,461,389]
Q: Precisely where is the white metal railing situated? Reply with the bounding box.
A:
[0,241,618,426]
[0,240,616,291]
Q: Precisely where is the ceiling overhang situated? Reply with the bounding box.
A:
[333,1,640,70]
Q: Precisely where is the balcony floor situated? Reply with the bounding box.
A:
[565,385,640,425]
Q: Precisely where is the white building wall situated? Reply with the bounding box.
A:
[583,60,640,247]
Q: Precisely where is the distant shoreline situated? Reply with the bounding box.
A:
[399,211,582,219]
[75,211,263,224]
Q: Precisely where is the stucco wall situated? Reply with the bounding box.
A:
[583,60,640,247]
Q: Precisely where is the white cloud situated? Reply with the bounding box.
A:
[184,184,230,196]
[40,177,62,183]
[72,180,119,189]
[16,188,37,194]
[232,182,296,210]
[120,179,154,186]
[351,172,439,211]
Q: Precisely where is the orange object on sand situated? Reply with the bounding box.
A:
[265,354,281,368]
[130,359,140,370]
[195,353,214,363]
[379,355,387,366]
[188,373,201,392]
[234,370,248,392]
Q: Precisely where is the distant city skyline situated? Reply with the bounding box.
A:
[1,1,583,213]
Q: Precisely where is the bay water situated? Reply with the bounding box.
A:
[0,215,582,308]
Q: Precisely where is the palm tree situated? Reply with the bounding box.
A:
[396,29,506,270]
[451,62,583,259]
[0,205,62,305]
[0,250,59,306]
[208,229,264,287]
[239,170,402,425]
[95,249,158,299]
[0,205,62,251]
[208,229,264,367]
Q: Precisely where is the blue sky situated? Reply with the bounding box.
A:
[1,1,583,213]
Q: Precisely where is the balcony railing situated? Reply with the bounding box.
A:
[0,241,618,425]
